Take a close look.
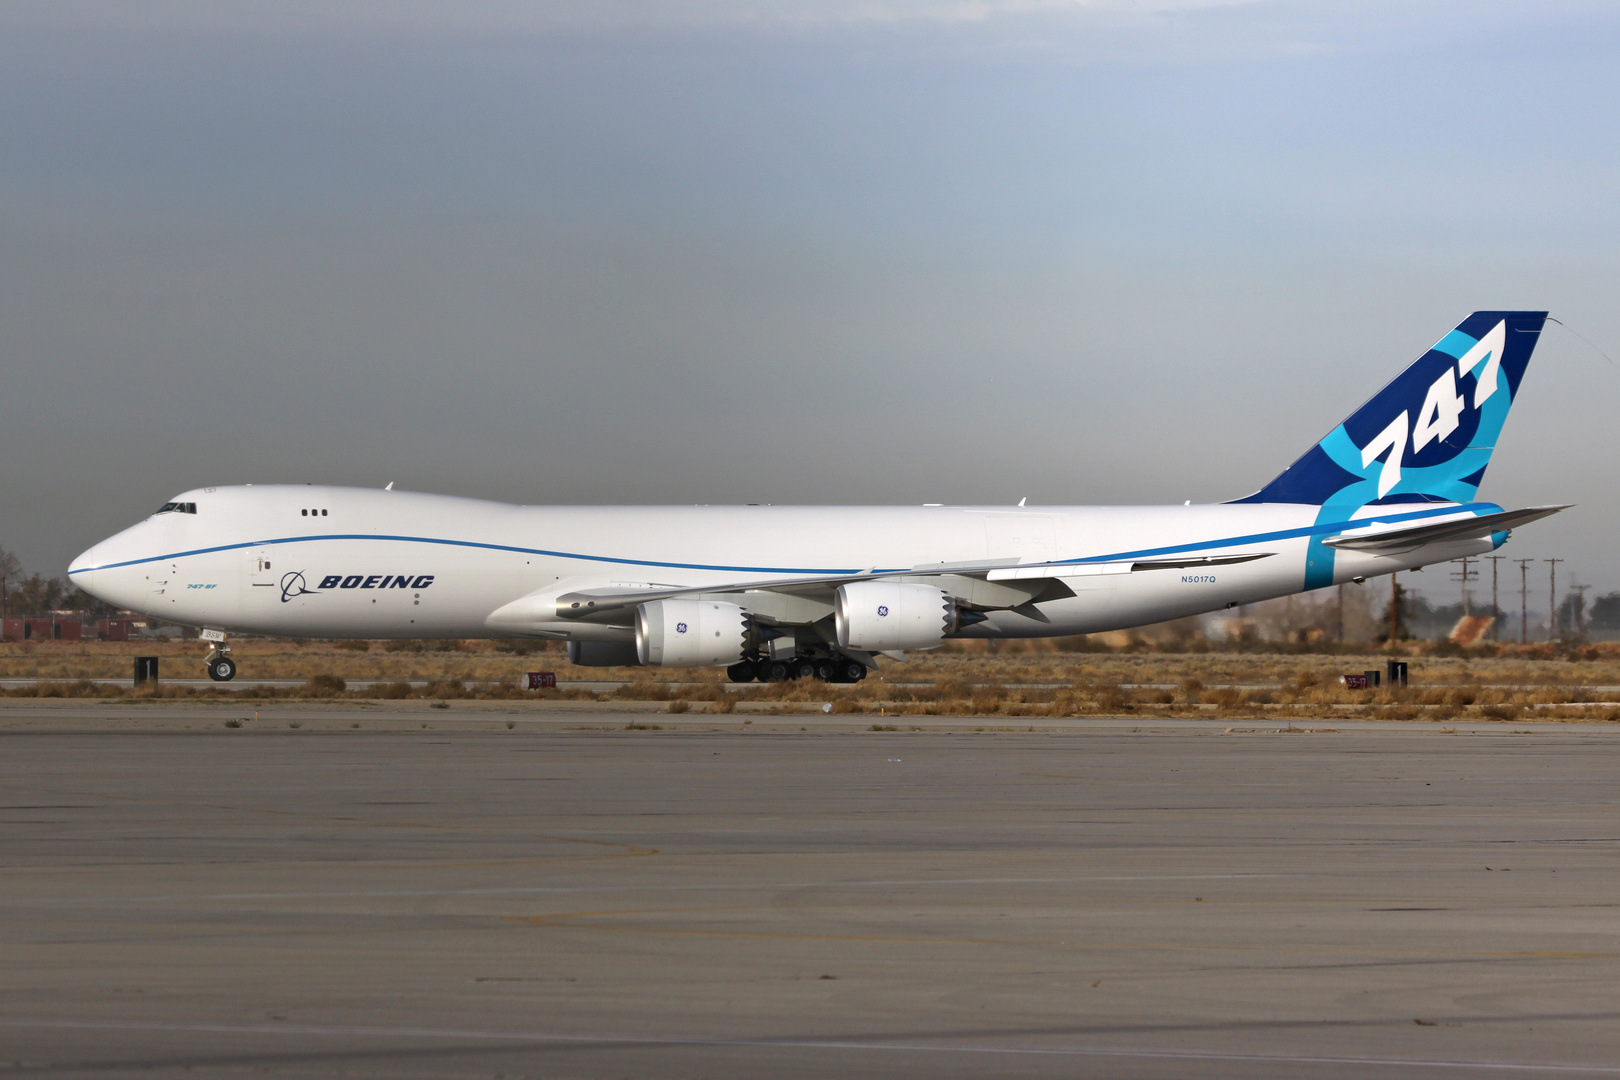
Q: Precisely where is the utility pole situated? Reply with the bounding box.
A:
[1545,559,1565,641]
[1485,555,1506,640]
[1450,557,1477,617]
[1515,558,1534,644]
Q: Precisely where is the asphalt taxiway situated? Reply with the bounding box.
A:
[3,707,1620,1078]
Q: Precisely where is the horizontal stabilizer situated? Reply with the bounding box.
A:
[1322,505,1570,553]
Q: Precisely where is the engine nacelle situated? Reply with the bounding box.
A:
[636,599,750,667]
[835,581,954,652]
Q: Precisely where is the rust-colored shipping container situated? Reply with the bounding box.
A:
[97,619,134,641]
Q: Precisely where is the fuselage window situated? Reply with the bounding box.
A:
[321,509,328,516]
[301,509,308,516]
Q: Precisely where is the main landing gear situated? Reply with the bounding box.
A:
[727,655,867,684]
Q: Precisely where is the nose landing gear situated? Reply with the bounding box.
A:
[201,631,236,682]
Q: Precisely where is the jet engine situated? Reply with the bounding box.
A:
[636,599,750,667]
[834,581,955,651]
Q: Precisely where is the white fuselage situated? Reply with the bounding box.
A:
[69,485,1496,647]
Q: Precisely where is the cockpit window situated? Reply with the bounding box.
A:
[156,502,197,515]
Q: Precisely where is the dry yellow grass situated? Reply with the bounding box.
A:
[4,639,1620,720]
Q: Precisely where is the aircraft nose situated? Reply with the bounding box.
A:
[67,544,99,594]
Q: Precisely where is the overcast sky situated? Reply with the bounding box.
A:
[4,0,1619,600]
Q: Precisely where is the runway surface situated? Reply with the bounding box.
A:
[4,711,1620,1078]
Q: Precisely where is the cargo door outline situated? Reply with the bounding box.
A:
[247,548,277,595]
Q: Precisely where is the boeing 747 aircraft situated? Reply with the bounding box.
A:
[70,311,1565,683]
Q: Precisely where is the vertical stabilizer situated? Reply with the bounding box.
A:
[1235,310,1547,588]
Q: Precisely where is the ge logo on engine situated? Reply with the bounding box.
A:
[675,622,688,634]
[876,605,890,617]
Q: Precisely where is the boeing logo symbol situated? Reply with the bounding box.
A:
[279,572,318,604]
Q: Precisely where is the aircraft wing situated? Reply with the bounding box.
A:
[1321,505,1570,554]
[548,550,1278,622]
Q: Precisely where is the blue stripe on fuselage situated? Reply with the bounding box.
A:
[67,503,1498,580]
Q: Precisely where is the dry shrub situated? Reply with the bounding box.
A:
[370,681,412,699]
[612,681,669,701]
[493,640,544,655]
[1209,687,1242,710]
[1446,687,1477,707]
[1477,703,1519,720]
[667,700,689,714]
[933,677,971,701]
[426,679,465,699]
[708,694,738,714]
[19,680,110,698]
[476,683,525,700]
[1051,687,1087,716]
[384,640,427,653]
[307,673,346,695]
[1148,690,1174,704]
[1092,685,1131,713]
[829,696,862,714]
[336,640,370,652]
[970,688,1005,714]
